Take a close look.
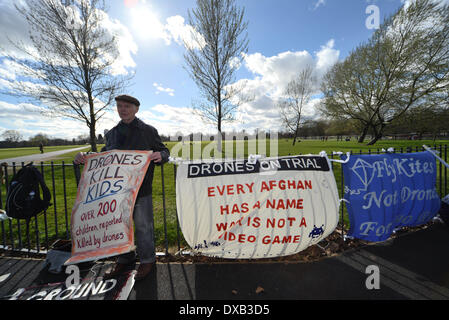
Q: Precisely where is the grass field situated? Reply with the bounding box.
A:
[0,138,447,253]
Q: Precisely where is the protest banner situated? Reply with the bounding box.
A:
[65,150,152,265]
[341,151,441,242]
[2,270,135,300]
[176,154,340,259]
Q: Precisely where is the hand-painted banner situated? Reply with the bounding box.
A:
[2,271,135,300]
[66,150,152,265]
[176,155,340,259]
[341,152,441,242]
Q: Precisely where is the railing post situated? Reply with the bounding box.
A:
[62,161,69,239]
[445,144,447,196]
[51,162,58,239]
[161,164,169,255]
[13,163,23,250]
[73,162,81,187]
[0,163,6,248]
[7,163,14,250]
[439,145,443,198]
[340,159,345,240]
[40,163,49,250]
[174,163,181,251]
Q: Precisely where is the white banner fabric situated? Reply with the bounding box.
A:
[176,154,340,259]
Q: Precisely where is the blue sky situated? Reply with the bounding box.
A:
[0,0,409,140]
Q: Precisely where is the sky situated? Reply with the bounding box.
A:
[0,0,429,141]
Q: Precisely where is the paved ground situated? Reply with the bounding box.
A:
[1,222,449,302]
[0,146,90,165]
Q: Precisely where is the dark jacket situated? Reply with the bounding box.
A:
[102,117,170,197]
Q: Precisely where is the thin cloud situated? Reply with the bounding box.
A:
[153,83,175,97]
[313,0,326,10]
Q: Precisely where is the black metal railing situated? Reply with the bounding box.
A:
[0,144,447,255]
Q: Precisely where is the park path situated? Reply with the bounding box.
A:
[0,146,90,166]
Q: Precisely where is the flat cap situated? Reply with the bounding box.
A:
[115,94,140,107]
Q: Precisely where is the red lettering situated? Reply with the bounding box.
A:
[216,222,228,232]
[261,181,270,192]
[217,185,226,196]
[278,180,285,190]
[261,234,301,244]
[262,235,271,244]
[286,199,296,208]
[208,187,215,197]
[267,218,275,228]
[220,205,229,215]
[266,199,275,209]
[97,199,116,217]
[276,199,285,210]
[287,217,296,226]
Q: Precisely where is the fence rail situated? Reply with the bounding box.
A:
[0,144,447,256]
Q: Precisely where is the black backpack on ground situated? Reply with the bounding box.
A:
[439,196,449,229]
[5,163,51,223]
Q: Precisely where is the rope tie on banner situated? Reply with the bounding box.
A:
[168,154,266,165]
[423,145,449,170]
[328,151,351,163]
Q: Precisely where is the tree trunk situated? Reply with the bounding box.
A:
[367,124,384,146]
[217,98,223,154]
[88,98,97,152]
[89,122,97,152]
[292,120,300,146]
[358,125,369,143]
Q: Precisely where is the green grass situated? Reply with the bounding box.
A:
[0,138,447,253]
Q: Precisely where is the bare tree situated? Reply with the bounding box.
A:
[183,0,249,143]
[1,130,23,143]
[320,0,449,145]
[278,66,316,146]
[320,44,379,143]
[1,0,132,151]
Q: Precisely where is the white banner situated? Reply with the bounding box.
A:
[66,150,152,265]
[176,154,340,259]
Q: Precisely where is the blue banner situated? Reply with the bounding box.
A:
[341,152,441,242]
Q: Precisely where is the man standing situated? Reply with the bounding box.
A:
[74,95,170,280]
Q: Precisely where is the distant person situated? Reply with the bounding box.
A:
[74,94,170,281]
[39,143,44,154]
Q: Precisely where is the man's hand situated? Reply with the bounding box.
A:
[149,151,162,163]
[74,152,87,165]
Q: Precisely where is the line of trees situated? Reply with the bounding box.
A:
[0,129,105,148]
[2,0,448,149]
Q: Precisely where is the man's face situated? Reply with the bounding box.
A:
[117,100,139,123]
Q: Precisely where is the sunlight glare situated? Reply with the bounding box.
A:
[129,3,169,43]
